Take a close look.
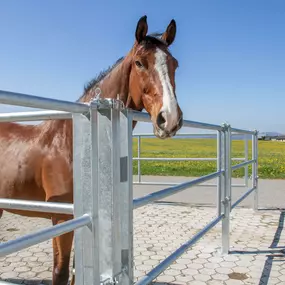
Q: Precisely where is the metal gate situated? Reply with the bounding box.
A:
[0,89,258,285]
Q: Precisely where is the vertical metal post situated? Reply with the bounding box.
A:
[244,135,249,187]
[138,135,141,183]
[253,131,259,211]
[217,130,222,216]
[221,124,232,254]
[120,109,134,285]
[73,111,99,285]
[91,99,122,284]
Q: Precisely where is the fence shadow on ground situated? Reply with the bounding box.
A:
[230,211,285,285]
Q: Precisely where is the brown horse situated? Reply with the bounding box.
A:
[0,15,183,285]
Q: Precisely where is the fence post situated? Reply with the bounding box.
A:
[253,130,259,211]
[138,135,142,183]
[90,98,125,284]
[120,109,134,285]
[244,135,249,187]
[73,110,99,285]
[217,130,222,216]
[221,123,232,254]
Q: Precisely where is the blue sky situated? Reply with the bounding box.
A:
[0,1,284,134]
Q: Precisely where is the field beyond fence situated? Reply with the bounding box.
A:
[132,138,285,179]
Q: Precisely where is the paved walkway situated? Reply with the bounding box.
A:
[1,202,285,284]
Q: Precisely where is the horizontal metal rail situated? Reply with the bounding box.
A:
[0,90,89,114]
[133,157,245,161]
[232,159,255,171]
[133,181,246,188]
[231,186,256,210]
[0,214,91,257]
[132,111,223,131]
[231,127,256,135]
[135,214,224,285]
[133,157,217,161]
[133,181,216,186]
[0,110,72,122]
[133,133,216,137]
[133,171,222,209]
[132,111,151,123]
[0,198,73,215]
[182,119,223,131]
[133,132,250,137]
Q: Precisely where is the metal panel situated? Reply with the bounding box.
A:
[92,101,122,283]
[73,112,99,285]
[120,109,134,285]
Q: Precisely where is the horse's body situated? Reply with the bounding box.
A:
[0,16,183,285]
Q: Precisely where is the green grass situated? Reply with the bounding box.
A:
[132,138,285,179]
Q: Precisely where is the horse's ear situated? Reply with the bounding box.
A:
[135,15,148,43]
[162,19,176,46]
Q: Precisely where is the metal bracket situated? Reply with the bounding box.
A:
[221,196,231,204]
[101,268,127,285]
[91,98,125,110]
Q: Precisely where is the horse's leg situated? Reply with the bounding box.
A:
[41,156,74,285]
[70,257,75,285]
[52,215,74,285]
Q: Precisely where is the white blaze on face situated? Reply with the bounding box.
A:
[154,48,179,131]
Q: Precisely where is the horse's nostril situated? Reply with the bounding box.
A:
[157,111,166,129]
[178,116,183,128]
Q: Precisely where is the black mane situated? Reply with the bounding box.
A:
[83,56,125,94]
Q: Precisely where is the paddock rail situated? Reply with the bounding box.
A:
[0,89,258,285]
[0,90,133,285]
[131,112,258,285]
[133,132,251,188]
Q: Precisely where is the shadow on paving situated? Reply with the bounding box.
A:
[231,210,285,285]
[0,279,51,285]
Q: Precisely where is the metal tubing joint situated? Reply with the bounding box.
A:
[91,98,125,110]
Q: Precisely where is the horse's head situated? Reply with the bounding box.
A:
[129,15,183,139]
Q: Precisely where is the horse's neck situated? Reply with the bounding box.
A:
[81,59,131,105]
[40,56,141,152]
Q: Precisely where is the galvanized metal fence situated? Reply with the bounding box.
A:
[0,89,258,285]
[133,132,251,188]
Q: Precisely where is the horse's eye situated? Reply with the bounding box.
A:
[135,61,143,68]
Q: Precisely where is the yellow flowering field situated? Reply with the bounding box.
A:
[132,138,285,179]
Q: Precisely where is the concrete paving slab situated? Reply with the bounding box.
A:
[1,197,285,285]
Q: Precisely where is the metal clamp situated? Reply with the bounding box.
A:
[91,98,125,110]
[221,196,231,204]
[101,268,127,285]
